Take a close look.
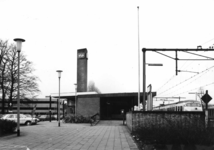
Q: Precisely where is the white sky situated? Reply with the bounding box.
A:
[1,0,214,105]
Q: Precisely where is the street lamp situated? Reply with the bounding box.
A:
[14,38,25,136]
[142,48,163,111]
[56,70,62,127]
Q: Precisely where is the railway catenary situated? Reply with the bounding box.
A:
[153,100,203,112]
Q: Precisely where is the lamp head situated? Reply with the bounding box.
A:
[14,38,25,52]
[56,70,63,78]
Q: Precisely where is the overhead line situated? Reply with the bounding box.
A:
[172,82,214,97]
[182,51,214,59]
[157,65,214,96]
[165,68,210,96]
[159,47,214,96]
[156,75,176,92]
[201,38,214,46]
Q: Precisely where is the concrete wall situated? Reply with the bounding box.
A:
[126,111,205,132]
[77,97,100,117]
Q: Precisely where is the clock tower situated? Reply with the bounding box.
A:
[77,48,88,92]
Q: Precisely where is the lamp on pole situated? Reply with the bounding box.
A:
[56,70,62,127]
[14,38,25,136]
[74,83,77,117]
[142,48,163,111]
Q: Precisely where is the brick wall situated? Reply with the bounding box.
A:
[77,97,100,117]
[126,111,205,132]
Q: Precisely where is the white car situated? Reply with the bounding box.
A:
[1,114,37,125]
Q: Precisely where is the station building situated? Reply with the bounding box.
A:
[58,92,156,120]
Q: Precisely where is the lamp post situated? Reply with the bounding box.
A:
[74,83,77,117]
[14,38,25,136]
[56,70,62,127]
[142,48,163,111]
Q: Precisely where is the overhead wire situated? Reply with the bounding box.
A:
[156,39,214,97]
[156,75,176,92]
[171,42,214,97]
[172,82,214,97]
[156,52,192,93]
[157,65,214,96]
[156,50,204,93]
[201,37,214,46]
[167,66,212,96]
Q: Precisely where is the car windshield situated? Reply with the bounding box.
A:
[25,114,34,118]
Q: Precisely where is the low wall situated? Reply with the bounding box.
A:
[126,111,205,132]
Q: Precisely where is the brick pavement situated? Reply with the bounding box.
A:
[0,121,139,150]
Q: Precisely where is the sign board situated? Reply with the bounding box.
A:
[201,90,212,104]
[201,90,212,110]
[147,84,152,94]
[147,84,153,111]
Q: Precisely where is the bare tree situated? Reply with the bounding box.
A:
[0,40,12,113]
[87,81,101,94]
[0,39,40,114]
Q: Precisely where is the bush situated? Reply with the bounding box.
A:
[0,119,17,136]
[132,117,214,145]
[63,114,91,123]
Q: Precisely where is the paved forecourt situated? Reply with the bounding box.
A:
[0,121,139,150]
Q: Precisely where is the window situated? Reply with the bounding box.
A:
[20,114,26,118]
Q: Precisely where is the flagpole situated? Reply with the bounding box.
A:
[137,6,140,109]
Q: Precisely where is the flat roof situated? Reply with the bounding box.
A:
[54,92,157,99]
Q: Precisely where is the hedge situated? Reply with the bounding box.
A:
[0,119,17,136]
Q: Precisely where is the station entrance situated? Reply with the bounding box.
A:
[100,96,136,120]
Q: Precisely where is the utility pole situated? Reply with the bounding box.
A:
[137,6,141,108]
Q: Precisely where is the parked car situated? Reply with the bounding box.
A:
[38,114,57,121]
[1,114,37,125]
[25,114,40,122]
[38,115,48,121]
[0,114,6,119]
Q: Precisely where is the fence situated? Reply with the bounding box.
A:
[126,111,205,132]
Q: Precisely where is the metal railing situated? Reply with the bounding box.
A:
[90,113,100,126]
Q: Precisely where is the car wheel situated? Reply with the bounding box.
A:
[26,121,31,126]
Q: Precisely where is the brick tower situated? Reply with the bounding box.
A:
[77,48,88,92]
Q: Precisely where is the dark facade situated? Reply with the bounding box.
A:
[77,48,88,92]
